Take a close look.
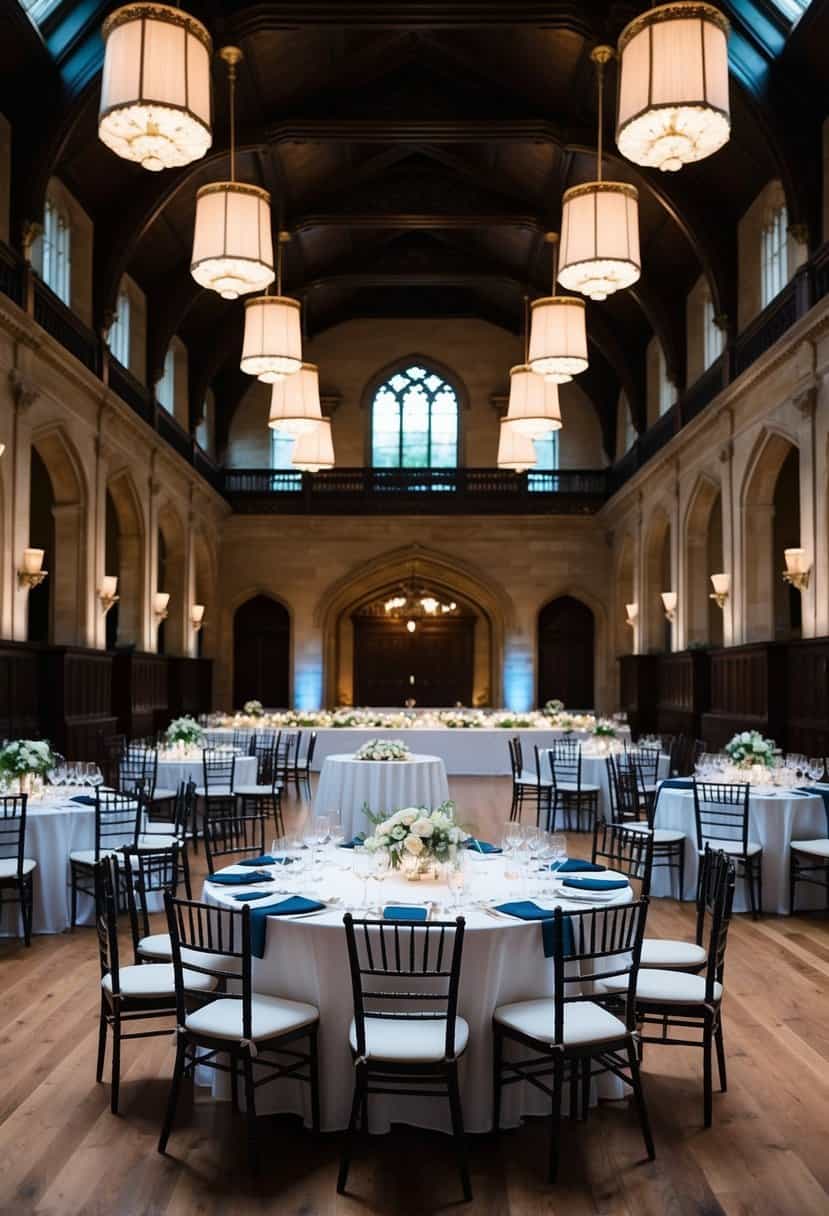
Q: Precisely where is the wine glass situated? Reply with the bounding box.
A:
[807,757,826,783]
[88,764,104,789]
[327,811,344,851]
[446,856,466,910]
[352,847,372,910]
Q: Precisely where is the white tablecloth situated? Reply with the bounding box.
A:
[156,754,257,791]
[537,749,670,822]
[652,783,828,914]
[201,853,632,1132]
[314,754,450,840]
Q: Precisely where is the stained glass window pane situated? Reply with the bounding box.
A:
[371,363,459,470]
[528,430,559,492]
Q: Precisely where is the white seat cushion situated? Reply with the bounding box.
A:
[0,858,37,879]
[556,782,600,794]
[517,772,552,787]
[791,838,829,858]
[194,786,234,798]
[144,820,176,834]
[135,834,177,850]
[698,840,761,857]
[640,938,708,970]
[627,824,686,844]
[348,1015,469,1062]
[151,788,177,801]
[493,998,627,1048]
[235,784,277,797]
[137,932,173,960]
[186,994,318,1043]
[102,963,216,999]
[598,969,722,1004]
[70,848,119,865]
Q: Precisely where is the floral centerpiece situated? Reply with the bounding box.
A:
[165,716,204,748]
[438,709,484,728]
[593,719,617,738]
[543,699,564,716]
[355,738,411,762]
[724,730,778,770]
[364,800,464,878]
[0,740,54,795]
[243,699,264,718]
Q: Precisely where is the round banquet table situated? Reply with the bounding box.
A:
[155,752,257,791]
[537,747,670,822]
[652,782,828,914]
[313,753,450,839]
[200,853,633,1132]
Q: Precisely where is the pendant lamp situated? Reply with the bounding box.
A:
[190,47,274,299]
[558,47,641,301]
[99,4,212,171]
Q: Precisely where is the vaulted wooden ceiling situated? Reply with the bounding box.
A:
[1,0,827,459]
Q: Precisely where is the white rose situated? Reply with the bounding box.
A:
[404,834,424,856]
[376,821,391,836]
[399,809,419,826]
[411,818,434,837]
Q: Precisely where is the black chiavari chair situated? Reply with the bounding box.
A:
[236,734,283,835]
[549,738,600,832]
[276,730,301,783]
[70,789,142,928]
[137,780,195,898]
[119,745,155,795]
[296,731,317,798]
[493,899,653,1182]
[338,913,470,1201]
[0,794,36,945]
[591,821,654,896]
[692,780,761,918]
[99,732,126,789]
[639,841,722,972]
[159,896,320,1170]
[609,755,687,899]
[790,795,829,913]
[203,812,267,874]
[122,843,184,962]
[197,749,237,821]
[508,739,553,825]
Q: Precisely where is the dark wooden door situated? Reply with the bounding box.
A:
[538,596,595,709]
[233,595,290,709]
[353,617,474,707]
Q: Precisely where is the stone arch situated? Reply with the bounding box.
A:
[614,532,635,658]
[740,427,799,642]
[106,468,145,647]
[360,355,469,467]
[316,545,512,707]
[643,504,672,652]
[30,425,87,644]
[534,582,611,712]
[684,473,723,646]
[233,594,291,709]
[193,526,217,656]
[157,499,186,655]
[538,594,595,709]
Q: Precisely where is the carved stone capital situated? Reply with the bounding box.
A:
[792,382,818,417]
[8,368,38,412]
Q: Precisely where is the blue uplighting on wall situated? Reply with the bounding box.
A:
[294,665,323,711]
[504,653,534,712]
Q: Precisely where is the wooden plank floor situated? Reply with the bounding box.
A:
[2,775,828,1216]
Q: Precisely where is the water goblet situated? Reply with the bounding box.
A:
[807,757,826,783]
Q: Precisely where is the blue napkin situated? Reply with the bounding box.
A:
[383,905,429,922]
[238,854,294,867]
[465,837,502,854]
[550,858,606,873]
[248,896,326,957]
[230,891,273,902]
[339,835,366,849]
[796,786,829,814]
[71,795,97,806]
[493,901,574,957]
[207,869,272,885]
[660,778,694,789]
[562,877,628,892]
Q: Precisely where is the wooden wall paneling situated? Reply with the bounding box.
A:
[0,642,41,740]
[785,638,829,755]
[39,647,117,759]
[618,654,660,736]
[656,650,710,739]
[112,652,170,740]
[700,643,786,749]
[168,657,213,719]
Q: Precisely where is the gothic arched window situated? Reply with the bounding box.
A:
[371,363,459,468]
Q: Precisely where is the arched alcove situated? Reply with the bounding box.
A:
[193,529,215,659]
[157,500,186,655]
[643,506,672,652]
[741,430,800,641]
[106,469,144,648]
[29,428,87,645]
[684,476,723,646]
[538,596,595,709]
[614,533,635,657]
[233,595,291,709]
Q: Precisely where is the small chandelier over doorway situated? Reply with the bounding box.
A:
[383,574,458,633]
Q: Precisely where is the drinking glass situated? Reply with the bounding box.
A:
[447,856,466,909]
[352,847,372,909]
[327,812,344,850]
[807,757,826,783]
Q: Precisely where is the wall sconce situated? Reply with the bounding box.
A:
[18,548,47,589]
[406,620,417,633]
[98,575,119,614]
[191,604,205,632]
[661,591,677,623]
[625,602,638,628]
[709,572,730,610]
[782,548,811,592]
[0,444,5,457]
[153,591,170,622]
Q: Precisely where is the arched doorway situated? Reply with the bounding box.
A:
[29,429,86,644]
[615,534,635,657]
[233,596,290,709]
[643,507,672,652]
[157,501,186,655]
[28,448,54,644]
[684,477,723,647]
[538,596,595,709]
[106,470,144,649]
[742,431,800,641]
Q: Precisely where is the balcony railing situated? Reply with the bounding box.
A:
[224,466,609,513]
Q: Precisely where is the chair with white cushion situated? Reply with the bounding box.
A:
[158,895,320,1171]
[94,858,216,1114]
[591,820,654,897]
[550,739,600,832]
[236,736,284,836]
[123,843,185,962]
[137,780,195,898]
[608,756,686,899]
[0,794,36,945]
[70,789,141,928]
[693,780,761,918]
[508,739,553,825]
[197,749,237,817]
[338,912,470,1202]
[639,842,720,973]
[790,795,829,914]
[598,849,736,1128]
[492,898,653,1182]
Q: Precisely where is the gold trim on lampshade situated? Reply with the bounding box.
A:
[497,418,537,472]
[558,182,641,301]
[99,3,212,171]
[191,182,274,299]
[505,364,562,437]
[268,363,324,435]
[292,417,335,471]
[528,297,588,383]
[617,2,730,173]
[240,296,303,382]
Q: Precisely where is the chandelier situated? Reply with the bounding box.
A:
[528,233,588,383]
[506,296,562,435]
[558,47,641,302]
[384,578,458,633]
[497,417,537,472]
[98,4,212,171]
[291,417,335,471]
[190,47,274,299]
[616,3,730,173]
[268,362,324,435]
[240,232,303,382]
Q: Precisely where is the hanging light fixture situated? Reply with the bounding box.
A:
[506,296,562,436]
[240,231,303,382]
[528,233,589,383]
[616,3,730,173]
[190,47,274,299]
[497,419,537,473]
[558,46,641,301]
[292,417,335,472]
[98,4,213,171]
[268,363,324,435]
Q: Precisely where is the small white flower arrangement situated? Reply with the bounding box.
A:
[165,716,204,748]
[438,709,484,729]
[363,800,463,869]
[355,738,411,762]
[0,739,54,778]
[724,730,778,769]
[543,699,565,716]
[242,700,264,718]
[593,720,617,738]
